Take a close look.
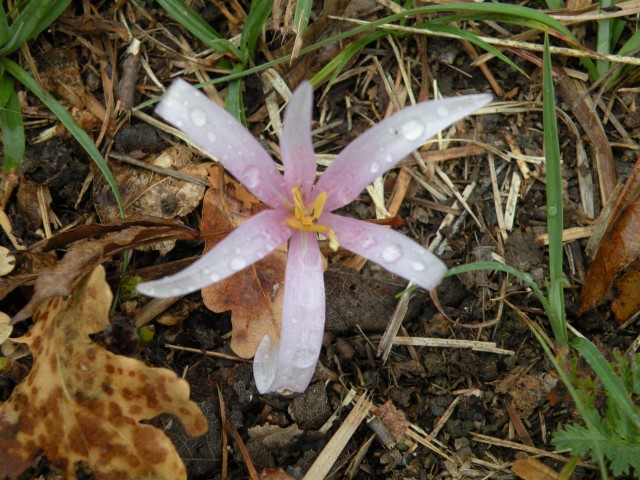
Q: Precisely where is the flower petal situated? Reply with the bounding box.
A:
[313,93,493,211]
[253,231,325,394]
[281,81,317,197]
[137,209,292,298]
[156,78,288,208]
[323,213,447,291]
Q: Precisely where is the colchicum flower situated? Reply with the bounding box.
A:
[137,79,492,394]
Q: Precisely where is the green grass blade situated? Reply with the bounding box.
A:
[419,23,526,77]
[0,75,25,172]
[572,337,640,430]
[533,330,608,478]
[225,64,245,124]
[0,3,10,44]
[156,0,241,58]
[543,0,565,9]
[2,58,125,217]
[311,30,387,87]
[596,0,615,77]
[240,0,273,63]
[293,0,312,43]
[0,0,71,56]
[542,34,567,345]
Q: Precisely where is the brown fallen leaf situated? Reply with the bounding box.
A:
[371,400,409,442]
[0,265,207,479]
[611,269,640,321]
[12,223,199,322]
[578,156,640,315]
[512,456,559,480]
[200,166,286,358]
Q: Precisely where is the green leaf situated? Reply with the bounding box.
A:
[542,34,567,345]
[572,337,640,430]
[552,422,605,456]
[240,0,273,63]
[0,0,71,56]
[156,0,241,58]
[0,74,25,172]
[1,57,125,217]
[225,64,245,124]
[293,0,312,40]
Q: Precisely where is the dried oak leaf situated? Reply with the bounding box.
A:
[578,157,640,316]
[201,166,286,358]
[0,266,207,479]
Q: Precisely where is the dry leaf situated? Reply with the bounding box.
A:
[0,246,16,276]
[0,265,207,479]
[611,269,640,321]
[578,157,640,315]
[0,311,11,344]
[512,456,559,480]
[200,166,286,358]
[11,222,198,322]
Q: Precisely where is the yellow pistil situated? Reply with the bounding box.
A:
[286,185,339,251]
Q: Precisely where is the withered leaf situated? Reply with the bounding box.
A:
[10,222,198,321]
[201,166,286,359]
[578,157,640,315]
[0,265,207,479]
[612,269,640,322]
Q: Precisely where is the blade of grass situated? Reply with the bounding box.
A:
[225,64,245,124]
[240,0,273,64]
[1,58,124,217]
[596,0,615,77]
[156,0,241,58]
[530,328,608,478]
[572,337,640,430]
[0,74,25,172]
[0,0,71,56]
[0,3,10,44]
[542,34,567,345]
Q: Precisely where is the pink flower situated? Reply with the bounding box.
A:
[137,79,491,394]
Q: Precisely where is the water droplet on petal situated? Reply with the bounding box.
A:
[401,119,425,140]
[190,108,206,126]
[336,186,353,205]
[230,258,247,271]
[412,260,426,272]
[292,348,317,369]
[290,317,298,325]
[175,119,184,128]
[384,154,394,163]
[382,244,402,263]
[206,131,216,143]
[170,287,182,296]
[242,166,260,188]
[361,236,378,250]
[370,161,381,174]
[209,273,220,282]
[437,106,450,118]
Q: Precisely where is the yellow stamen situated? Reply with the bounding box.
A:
[286,185,339,251]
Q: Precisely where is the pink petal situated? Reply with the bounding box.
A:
[156,78,288,208]
[137,209,291,298]
[322,213,447,291]
[253,231,325,394]
[313,93,493,211]
[281,81,317,197]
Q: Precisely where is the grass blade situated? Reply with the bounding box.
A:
[542,34,567,345]
[2,58,124,217]
[572,337,640,430]
[0,74,25,172]
[240,0,273,63]
[156,0,241,58]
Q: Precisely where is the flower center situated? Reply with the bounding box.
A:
[285,185,338,251]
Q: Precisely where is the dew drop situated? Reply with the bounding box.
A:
[361,236,378,250]
[437,106,450,118]
[230,258,247,271]
[206,131,216,143]
[548,206,558,216]
[242,166,260,188]
[174,119,184,128]
[292,348,317,369]
[370,161,381,174]
[384,154,394,163]
[411,260,426,272]
[209,273,220,282]
[401,119,425,140]
[170,287,182,296]
[190,108,206,126]
[382,244,402,263]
